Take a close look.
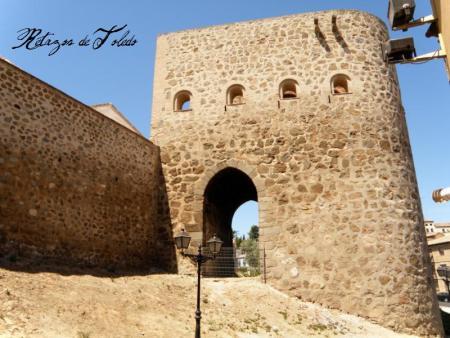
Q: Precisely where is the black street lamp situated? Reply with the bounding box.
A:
[174,229,223,338]
[437,265,450,294]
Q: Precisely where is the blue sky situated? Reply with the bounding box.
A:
[1,0,449,236]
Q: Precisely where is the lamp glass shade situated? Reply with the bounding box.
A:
[207,235,223,255]
[174,229,191,250]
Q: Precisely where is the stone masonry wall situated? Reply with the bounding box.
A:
[0,59,175,270]
[151,10,443,335]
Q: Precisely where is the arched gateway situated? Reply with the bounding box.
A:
[203,167,257,247]
[202,167,258,276]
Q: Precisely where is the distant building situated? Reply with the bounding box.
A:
[425,220,450,237]
[235,249,249,268]
[428,234,450,293]
[92,103,141,135]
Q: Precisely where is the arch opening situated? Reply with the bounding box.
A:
[331,74,350,95]
[174,90,192,111]
[232,201,259,275]
[203,167,257,277]
[232,201,259,238]
[280,79,299,99]
[227,84,245,105]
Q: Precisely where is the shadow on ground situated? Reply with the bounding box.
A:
[0,254,175,278]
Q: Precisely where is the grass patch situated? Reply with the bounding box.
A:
[278,310,288,320]
[308,323,328,331]
[293,314,303,325]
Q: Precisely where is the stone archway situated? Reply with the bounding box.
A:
[202,167,258,276]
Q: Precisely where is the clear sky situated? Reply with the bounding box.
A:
[1,0,449,236]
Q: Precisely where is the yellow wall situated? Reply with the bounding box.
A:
[432,0,450,77]
[430,242,450,293]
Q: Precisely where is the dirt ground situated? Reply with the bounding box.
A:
[0,262,418,338]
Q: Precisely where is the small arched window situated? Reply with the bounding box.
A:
[279,79,299,99]
[331,74,350,95]
[174,90,192,111]
[227,85,245,105]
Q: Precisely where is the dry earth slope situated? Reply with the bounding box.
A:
[0,263,418,338]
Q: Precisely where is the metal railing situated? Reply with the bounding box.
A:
[202,247,236,277]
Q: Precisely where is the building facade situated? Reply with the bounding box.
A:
[426,220,450,235]
[151,10,442,335]
[429,235,450,293]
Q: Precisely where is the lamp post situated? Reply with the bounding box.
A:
[174,229,223,338]
[437,265,450,294]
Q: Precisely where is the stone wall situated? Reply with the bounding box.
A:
[151,10,443,335]
[0,59,175,271]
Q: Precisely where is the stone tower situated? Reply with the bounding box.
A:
[151,10,443,335]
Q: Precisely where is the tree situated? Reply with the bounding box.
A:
[248,225,259,240]
[233,231,243,248]
[240,238,259,268]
